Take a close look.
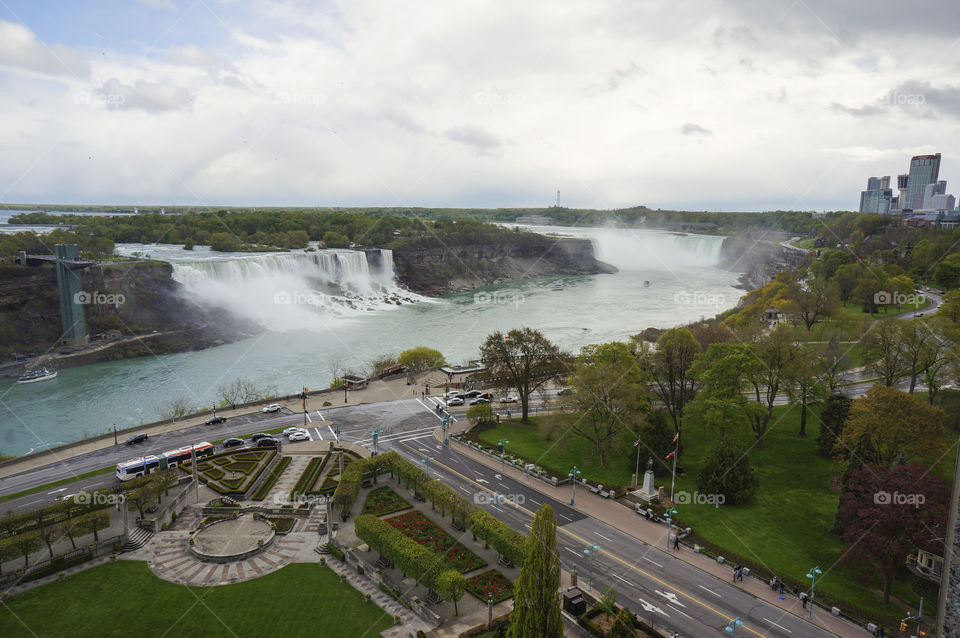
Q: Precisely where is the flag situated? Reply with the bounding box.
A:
[633,437,642,447]
[665,451,676,460]
[671,432,679,445]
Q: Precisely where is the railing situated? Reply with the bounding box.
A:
[137,477,195,532]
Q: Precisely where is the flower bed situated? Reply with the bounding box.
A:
[183,449,277,495]
[265,516,296,534]
[311,476,339,496]
[362,486,412,516]
[465,570,513,603]
[385,510,486,573]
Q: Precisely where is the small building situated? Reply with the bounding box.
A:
[909,547,944,582]
[764,307,782,327]
[343,375,368,389]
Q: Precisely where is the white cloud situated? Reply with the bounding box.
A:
[96,78,193,113]
[0,21,89,78]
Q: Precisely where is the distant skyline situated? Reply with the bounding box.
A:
[0,0,958,211]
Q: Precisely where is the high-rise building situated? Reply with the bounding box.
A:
[902,153,941,211]
[859,175,894,213]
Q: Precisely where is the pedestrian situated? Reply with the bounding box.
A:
[769,577,776,590]
[878,624,885,637]
[779,581,785,595]
[793,586,799,599]
[800,592,807,609]
[732,567,737,582]
[674,535,680,550]
[737,569,743,582]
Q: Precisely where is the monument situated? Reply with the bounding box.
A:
[631,457,658,504]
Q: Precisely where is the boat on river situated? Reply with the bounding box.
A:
[17,368,58,384]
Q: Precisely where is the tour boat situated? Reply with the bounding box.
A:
[17,368,58,384]
[551,282,565,290]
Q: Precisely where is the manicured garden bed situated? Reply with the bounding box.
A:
[182,449,274,496]
[362,486,412,516]
[385,510,486,573]
[251,457,291,501]
[465,569,513,603]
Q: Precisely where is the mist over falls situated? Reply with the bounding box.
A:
[170,248,423,332]
[587,229,725,271]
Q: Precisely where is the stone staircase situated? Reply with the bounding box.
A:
[121,526,155,552]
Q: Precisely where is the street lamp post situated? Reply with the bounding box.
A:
[724,617,743,637]
[665,507,678,551]
[336,427,343,476]
[302,386,308,427]
[583,543,599,590]
[343,380,348,404]
[498,439,510,473]
[568,466,581,506]
[421,456,433,475]
[805,566,822,620]
[371,429,381,456]
[441,416,449,444]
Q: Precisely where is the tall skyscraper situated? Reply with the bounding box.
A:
[902,153,941,210]
[859,176,894,213]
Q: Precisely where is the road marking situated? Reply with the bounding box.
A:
[399,434,433,443]
[313,428,322,440]
[327,425,336,438]
[523,523,531,529]
[698,585,721,598]
[595,532,613,542]
[498,482,509,489]
[458,486,471,494]
[476,478,489,484]
[528,498,541,505]
[642,556,663,567]
[669,605,693,620]
[316,411,324,420]
[613,574,635,587]
[564,547,579,556]
[396,439,763,638]
[656,590,685,607]
[47,488,66,494]
[305,413,312,423]
[637,598,668,617]
[763,618,792,633]
[559,514,572,522]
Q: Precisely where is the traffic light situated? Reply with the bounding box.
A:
[900,621,907,633]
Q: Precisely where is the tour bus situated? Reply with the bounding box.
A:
[115,441,215,481]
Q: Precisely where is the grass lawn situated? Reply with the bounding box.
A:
[471,416,640,488]
[0,561,393,637]
[809,342,864,370]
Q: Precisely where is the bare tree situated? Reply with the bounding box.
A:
[217,378,263,409]
[160,397,191,423]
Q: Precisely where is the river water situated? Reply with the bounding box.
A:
[0,225,742,456]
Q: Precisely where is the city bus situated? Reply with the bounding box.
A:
[115,441,214,481]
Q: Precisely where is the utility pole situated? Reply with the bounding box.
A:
[343,380,348,404]
[113,425,117,446]
[191,443,199,503]
[302,386,308,427]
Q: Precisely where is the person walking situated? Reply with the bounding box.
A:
[779,581,785,595]
[673,535,680,550]
[737,568,743,582]
[800,591,807,609]
[792,586,799,599]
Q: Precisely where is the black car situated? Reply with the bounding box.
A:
[205,415,227,425]
[222,437,244,448]
[250,432,272,442]
[124,433,148,445]
[462,390,482,399]
[469,397,490,405]
[256,437,279,448]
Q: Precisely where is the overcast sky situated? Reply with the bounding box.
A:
[1,0,958,211]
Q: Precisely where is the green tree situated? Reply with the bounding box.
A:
[397,346,445,384]
[939,290,960,322]
[785,344,824,437]
[862,319,907,387]
[565,342,650,467]
[480,328,566,422]
[635,327,701,439]
[743,325,805,443]
[208,232,242,252]
[785,274,839,330]
[686,343,763,440]
[508,504,562,638]
[322,230,350,248]
[816,394,852,457]
[466,402,494,425]
[436,570,467,616]
[696,438,759,505]
[934,261,960,289]
[609,607,636,638]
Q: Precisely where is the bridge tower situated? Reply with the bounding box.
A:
[54,244,89,346]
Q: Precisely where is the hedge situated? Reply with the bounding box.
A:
[290,456,325,501]
[466,509,526,567]
[250,456,291,501]
[22,551,94,582]
[326,542,345,561]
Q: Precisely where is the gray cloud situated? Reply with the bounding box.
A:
[681,123,713,136]
[0,21,89,78]
[444,124,502,155]
[98,78,193,113]
[831,81,960,120]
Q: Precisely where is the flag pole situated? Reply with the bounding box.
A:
[670,434,678,502]
[635,443,640,489]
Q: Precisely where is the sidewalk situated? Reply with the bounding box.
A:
[0,373,469,481]
[440,427,867,638]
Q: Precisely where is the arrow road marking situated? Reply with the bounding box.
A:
[656,590,685,607]
[636,598,669,617]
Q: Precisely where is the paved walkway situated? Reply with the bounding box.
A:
[443,429,870,638]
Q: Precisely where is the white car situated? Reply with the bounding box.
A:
[446,397,465,406]
[288,431,310,442]
[442,391,461,401]
[282,426,304,436]
[261,404,282,413]
[499,395,518,403]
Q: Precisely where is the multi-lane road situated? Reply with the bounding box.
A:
[0,394,847,637]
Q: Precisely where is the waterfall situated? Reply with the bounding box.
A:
[589,229,725,271]
[165,248,420,331]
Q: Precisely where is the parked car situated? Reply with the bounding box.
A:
[446,397,465,406]
[282,426,304,436]
[251,432,273,442]
[261,404,282,413]
[469,397,489,405]
[499,395,518,403]
[124,433,148,445]
[222,437,244,448]
[479,392,494,400]
[288,431,310,442]
[462,390,482,398]
[914,312,924,317]
[204,415,226,425]
[256,437,279,448]
[442,391,461,401]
